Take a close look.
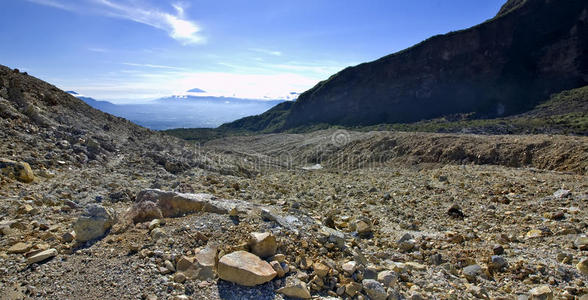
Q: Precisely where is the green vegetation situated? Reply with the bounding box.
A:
[164,86,588,143]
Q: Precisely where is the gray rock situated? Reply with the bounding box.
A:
[553,189,571,199]
[463,264,482,282]
[73,204,115,242]
[362,279,387,300]
[491,255,507,270]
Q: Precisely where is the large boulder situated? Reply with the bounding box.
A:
[217,251,277,286]
[0,158,35,183]
[73,204,115,242]
[127,189,252,223]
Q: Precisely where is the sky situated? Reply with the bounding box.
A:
[0,0,505,103]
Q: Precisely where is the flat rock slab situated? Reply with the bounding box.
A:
[133,189,253,220]
[217,251,277,287]
[27,248,57,264]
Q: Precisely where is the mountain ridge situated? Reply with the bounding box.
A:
[220,0,588,132]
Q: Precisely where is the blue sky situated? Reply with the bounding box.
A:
[1,0,504,103]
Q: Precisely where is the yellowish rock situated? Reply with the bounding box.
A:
[529,285,553,300]
[0,159,35,183]
[217,251,277,286]
[526,229,543,239]
[248,232,277,258]
[313,262,330,277]
[277,279,311,299]
[7,242,31,254]
[577,258,588,276]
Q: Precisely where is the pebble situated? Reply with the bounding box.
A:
[493,244,505,255]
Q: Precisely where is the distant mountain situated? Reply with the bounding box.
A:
[68,92,285,130]
[222,0,588,132]
[156,95,285,107]
[186,88,206,93]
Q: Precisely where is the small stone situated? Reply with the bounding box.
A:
[323,227,345,248]
[270,261,285,277]
[7,242,32,254]
[342,260,357,274]
[148,219,161,231]
[550,211,565,220]
[345,282,362,297]
[553,189,570,199]
[173,272,186,283]
[463,264,482,282]
[574,236,588,250]
[271,254,286,262]
[150,228,167,241]
[362,279,387,300]
[447,204,465,218]
[61,231,76,243]
[313,262,329,277]
[299,256,313,270]
[355,220,372,238]
[277,279,311,299]
[577,258,588,276]
[217,251,277,286]
[526,229,543,239]
[27,248,57,264]
[430,253,443,265]
[164,260,175,273]
[491,255,507,270]
[248,232,277,258]
[405,262,426,271]
[194,245,218,280]
[377,270,397,287]
[493,245,505,255]
[529,285,553,300]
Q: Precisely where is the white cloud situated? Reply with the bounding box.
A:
[87,47,109,53]
[26,0,205,45]
[63,70,323,102]
[122,62,187,71]
[249,48,282,56]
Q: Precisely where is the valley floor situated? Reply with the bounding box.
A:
[1,130,587,300]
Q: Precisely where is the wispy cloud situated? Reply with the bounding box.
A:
[249,48,282,56]
[122,62,187,71]
[87,47,109,53]
[26,0,205,45]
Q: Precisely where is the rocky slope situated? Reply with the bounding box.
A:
[220,0,588,131]
[1,69,588,298]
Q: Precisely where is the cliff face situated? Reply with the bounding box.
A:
[283,0,588,128]
[227,0,588,131]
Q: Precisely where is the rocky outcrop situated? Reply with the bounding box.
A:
[126,189,253,223]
